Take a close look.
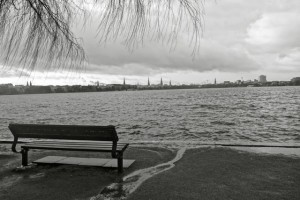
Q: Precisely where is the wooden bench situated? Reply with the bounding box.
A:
[8,123,129,173]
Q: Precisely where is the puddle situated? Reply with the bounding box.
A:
[90,148,186,200]
[29,172,45,179]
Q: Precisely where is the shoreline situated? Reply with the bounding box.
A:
[0,85,299,96]
[2,140,300,157]
[1,144,300,200]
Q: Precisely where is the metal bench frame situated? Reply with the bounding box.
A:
[9,123,129,173]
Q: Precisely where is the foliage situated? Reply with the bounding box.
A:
[0,0,204,71]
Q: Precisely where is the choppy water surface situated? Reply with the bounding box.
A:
[0,87,299,145]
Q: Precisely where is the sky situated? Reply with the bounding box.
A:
[1,0,300,85]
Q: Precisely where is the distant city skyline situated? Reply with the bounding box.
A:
[1,74,299,87]
[1,0,300,86]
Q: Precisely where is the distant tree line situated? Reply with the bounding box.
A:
[0,84,201,95]
[1,80,299,96]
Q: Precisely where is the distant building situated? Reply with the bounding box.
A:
[169,80,172,86]
[148,77,150,86]
[259,75,267,83]
[214,78,216,85]
[123,78,126,85]
[110,84,123,90]
[224,81,231,84]
[291,77,300,85]
[160,78,163,86]
[271,81,279,86]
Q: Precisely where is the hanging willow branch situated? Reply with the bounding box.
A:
[0,0,205,72]
[96,0,205,53]
[0,0,87,72]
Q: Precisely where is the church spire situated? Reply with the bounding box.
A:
[148,77,150,86]
[160,77,163,86]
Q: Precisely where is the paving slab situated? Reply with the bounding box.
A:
[33,156,135,168]
[103,159,135,168]
[55,157,88,165]
[33,156,66,164]
[77,158,111,166]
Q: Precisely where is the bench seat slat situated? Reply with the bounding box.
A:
[28,141,129,145]
[22,145,121,150]
[21,144,127,152]
[22,143,126,149]
[25,142,128,149]
[22,142,128,151]
[21,146,121,152]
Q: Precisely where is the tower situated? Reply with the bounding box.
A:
[259,75,267,83]
[148,77,150,86]
[214,78,216,85]
[169,80,172,86]
[123,77,126,85]
[160,77,163,86]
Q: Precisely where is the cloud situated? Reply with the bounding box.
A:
[0,66,30,78]
[274,48,300,70]
[244,11,300,73]
[2,0,300,84]
[82,37,260,76]
[246,12,300,52]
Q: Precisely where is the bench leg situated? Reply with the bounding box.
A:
[117,153,123,173]
[21,148,28,166]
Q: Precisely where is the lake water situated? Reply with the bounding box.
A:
[0,87,299,146]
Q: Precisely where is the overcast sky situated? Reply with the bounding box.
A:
[1,0,300,85]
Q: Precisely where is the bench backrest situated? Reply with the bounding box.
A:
[9,123,119,141]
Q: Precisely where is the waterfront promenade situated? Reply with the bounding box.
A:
[1,143,299,200]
